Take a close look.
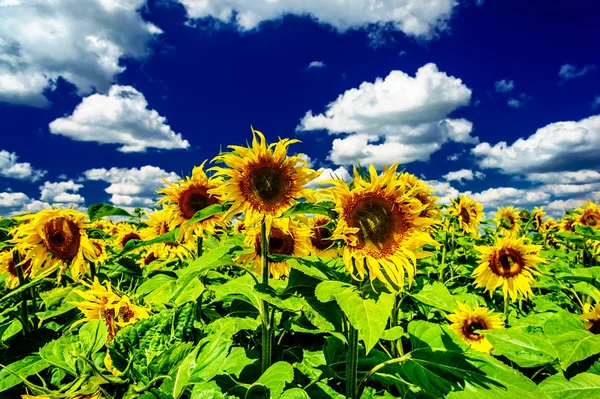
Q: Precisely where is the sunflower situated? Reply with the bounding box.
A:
[237,217,311,279]
[447,303,504,353]
[573,200,600,229]
[543,218,559,232]
[90,238,109,266]
[209,128,320,234]
[71,277,149,341]
[531,206,546,233]
[89,218,119,235]
[10,209,96,281]
[580,303,600,334]
[399,172,440,220]
[306,215,339,258]
[157,162,225,240]
[0,250,32,289]
[495,206,521,237]
[113,223,143,251]
[560,217,575,232]
[473,236,544,302]
[325,164,437,290]
[140,240,196,268]
[447,195,484,236]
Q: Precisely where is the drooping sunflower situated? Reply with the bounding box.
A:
[473,236,544,302]
[157,162,225,240]
[580,303,600,334]
[0,250,32,289]
[71,277,149,341]
[237,217,311,280]
[399,172,440,220]
[325,164,437,290]
[573,200,600,229]
[447,195,484,236]
[10,209,96,281]
[447,303,504,353]
[306,215,339,258]
[209,128,320,234]
[560,217,575,232]
[531,206,546,233]
[495,206,521,237]
[90,238,109,266]
[543,218,560,232]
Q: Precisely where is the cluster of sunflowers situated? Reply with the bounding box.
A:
[1,128,600,399]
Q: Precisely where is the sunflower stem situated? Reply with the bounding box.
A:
[196,236,203,258]
[90,262,96,279]
[346,315,359,399]
[503,296,509,325]
[260,220,272,373]
[439,229,448,283]
[13,252,29,334]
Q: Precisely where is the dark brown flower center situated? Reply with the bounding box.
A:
[179,185,218,219]
[248,164,289,206]
[460,207,471,224]
[590,320,600,335]
[490,247,524,277]
[43,217,81,261]
[346,195,403,252]
[144,253,158,265]
[255,227,295,256]
[583,212,599,227]
[311,220,333,251]
[121,232,141,247]
[462,319,487,341]
[118,304,135,322]
[7,257,32,277]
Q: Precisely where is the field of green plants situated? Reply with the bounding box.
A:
[1,129,599,399]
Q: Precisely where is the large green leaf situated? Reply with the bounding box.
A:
[87,202,132,221]
[538,373,600,399]
[410,281,458,312]
[544,311,600,370]
[249,361,294,399]
[211,273,262,311]
[0,355,50,392]
[183,203,225,226]
[485,325,558,368]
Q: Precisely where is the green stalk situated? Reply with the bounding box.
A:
[260,220,272,373]
[13,252,29,334]
[504,296,509,325]
[438,230,448,283]
[90,262,96,279]
[197,236,204,258]
[345,318,359,399]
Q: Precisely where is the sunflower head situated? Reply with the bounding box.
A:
[474,236,544,302]
[399,172,440,220]
[574,200,600,229]
[0,250,32,289]
[306,215,339,258]
[560,217,575,232]
[495,206,521,237]
[580,303,600,334]
[447,195,484,236]
[447,303,504,353]
[209,127,320,234]
[532,206,546,233]
[114,223,142,250]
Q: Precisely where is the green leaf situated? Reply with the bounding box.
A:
[280,201,337,219]
[538,373,600,399]
[212,274,262,311]
[280,388,311,399]
[410,281,458,312]
[544,311,600,370]
[148,342,193,380]
[0,355,50,392]
[121,228,181,254]
[87,202,132,221]
[485,325,558,368]
[250,361,294,399]
[1,319,22,341]
[78,319,109,357]
[183,203,225,226]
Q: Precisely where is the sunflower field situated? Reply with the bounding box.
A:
[1,129,600,399]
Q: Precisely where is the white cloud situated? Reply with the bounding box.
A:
[308,166,351,187]
[307,61,326,69]
[495,79,514,92]
[425,180,459,204]
[0,192,30,208]
[297,153,315,168]
[447,152,461,161]
[473,114,600,174]
[526,170,600,184]
[471,187,550,210]
[0,0,161,107]
[541,183,600,197]
[558,64,596,81]
[297,63,475,167]
[442,169,485,184]
[176,0,458,38]
[40,180,84,204]
[507,93,531,109]
[49,86,189,152]
[0,149,47,181]
[84,165,179,209]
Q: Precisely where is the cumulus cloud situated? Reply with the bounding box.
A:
[472,114,600,174]
[558,64,596,81]
[442,169,485,184]
[40,181,84,204]
[425,180,459,204]
[84,165,179,209]
[297,63,475,167]
[307,61,326,69]
[526,170,600,184]
[49,86,190,152]
[176,0,458,38]
[0,0,161,107]
[0,192,30,208]
[495,79,514,92]
[0,149,47,181]
[307,166,351,187]
[470,187,550,210]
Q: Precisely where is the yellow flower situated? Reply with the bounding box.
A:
[113,223,142,250]
[71,277,149,340]
[447,195,484,236]
[140,207,173,240]
[157,162,225,240]
[532,206,546,233]
[399,172,440,220]
[560,217,575,232]
[573,200,600,229]
[580,303,600,334]
[90,218,119,235]
[306,215,339,258]
[326,163,437,290]
[209,127,320,235]
[543,217,560,232]
[90,238,109,265]
[10,209,96,282]
[0,250,32,289]
[447,303,504,353]
[473,236,544,302]
[237,217,311,279]
[495,206,521,237]
[140,239,196,267]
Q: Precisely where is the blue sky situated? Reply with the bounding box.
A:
[1,0,599,218]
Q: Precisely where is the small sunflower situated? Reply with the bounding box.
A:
[237,217,311,280]
[580,303,600,334]
[157,162,225,240]
[140,240,196,267]
[473,236,544,302]
[10,209,96,281]
[306,215,339,258]
[399,172,440,220]
[326,164,437,290]
[0,250,32,289]
[90,238,109,265]
[531,206,546,233]
[447,195,484,236]
[114,223,142,250]
[495,206,521,237]
[560,217,575,232]
[573,200,600,229]
[71,277,149,341]
[90,218,119,235]
[209,128,320,234]
[447,303,504,353]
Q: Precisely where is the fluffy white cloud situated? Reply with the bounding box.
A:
[176,0,458,38]
[470,187,550,210]
[495,79,514,92]
[425,180,459,204]
[49,86,190,152]
[442,169,484,184]
[0,149,47,181]
[558,64,596,81]
[308,166,351,187]
[40,180,84,203]
[307,61,326,69]
[298,63,475,167]
[84,165,179,209]
[541,183,600,197]
[526,170,600,184]
[0,192,30,208]
[473,115,600,174]
[0,0,161,107]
